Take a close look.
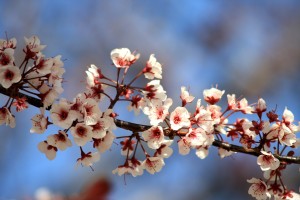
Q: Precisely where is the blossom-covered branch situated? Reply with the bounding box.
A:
[1,84,300,165]
[1,36,300,199]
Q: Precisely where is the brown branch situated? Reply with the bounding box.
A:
[1,84,300,164]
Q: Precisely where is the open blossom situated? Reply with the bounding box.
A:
[111,48,140,70]
[0,65,21,88]
[39,83,64,108]
[0,38,16,50]
[48,55,65,85]
[170,106,190,130]
[257,151,280,171]
[142,126,164,149]
[34,56,53,75]
[12,96,28,112]
[93,131,115,153]
[77,151,100,167]
[186,128,208,147]
[30,110,48,134]
[0,48,15,67]
[24,35,46,54]
[143,80,167,101]
[195,146,209,159]
[127,95,146,115]
[282,107,298,131]
[180,86,195,106]
[82,98,101,126]
[227,94,253,114]
[154,140,173,158]
[0,107,16,128]
[90,118,110,139]
[143,157,165,174]
[143,54,162,79]
[120,138,136,156]
[71,123,92,146]
[247,178,271,200]
[143,98,173,126]
[203,87,225,105]
[113,158,144,177]
[47,131,72,151]
[178,137,191,155]
[50,101,77,129]
[38,141,57,160]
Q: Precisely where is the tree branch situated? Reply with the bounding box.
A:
[1,85,300,164]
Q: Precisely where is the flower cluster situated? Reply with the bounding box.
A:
[1,37,300,199]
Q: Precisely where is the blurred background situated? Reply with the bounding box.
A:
[1,1,300,199]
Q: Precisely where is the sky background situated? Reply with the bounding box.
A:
[1,1,300,199]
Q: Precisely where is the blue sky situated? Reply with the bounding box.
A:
[1,1,300,199]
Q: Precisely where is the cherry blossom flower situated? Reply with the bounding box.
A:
[282,107,297,131]
[47,131,72,151]
[111,48,140,71]
[170,106,190,130]
[203,87,225,105]
[186,128,207,147]
[77,151,100,167]
[143,98,173,126]
[218,148,235,158]
[227,94,253,114]
[127,95,146,115]
[194,105,212,127]
[120,138,136,156]
[257,151,280,171]
[12,96,28,112]
[254,98,267,119]
[267,123,296,146]
[71,123,93,146]
[278,125,296,146]
[143,80,167,101]
[86,64,103,87]
[93,131,115,153]
[48,55,65,85]
[0,38,16,51]
[39,83,64,108]
[0,65,21,88]
[38,141,57,160]
[238,98,253,114]
[90,118,110,139]
[154,140,173,158]
[143,157,165,174]
[102,109,117,130]
[112,158,144,177]
[178,138,191,155]
[24,36,46,55]
[82,98,101,126]
[50,101,77,129]
[143,54,162,79]
[0,48,14,67]
[180,86,195,107]
[275,191,300,200]
[34,56,53,75]
[30,109,48,134]
[142,126,164,149]
[195,146,209,159]
[0,107,16,128]
[247,178,271,200]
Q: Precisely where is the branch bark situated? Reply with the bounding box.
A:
[1,84,300,164]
